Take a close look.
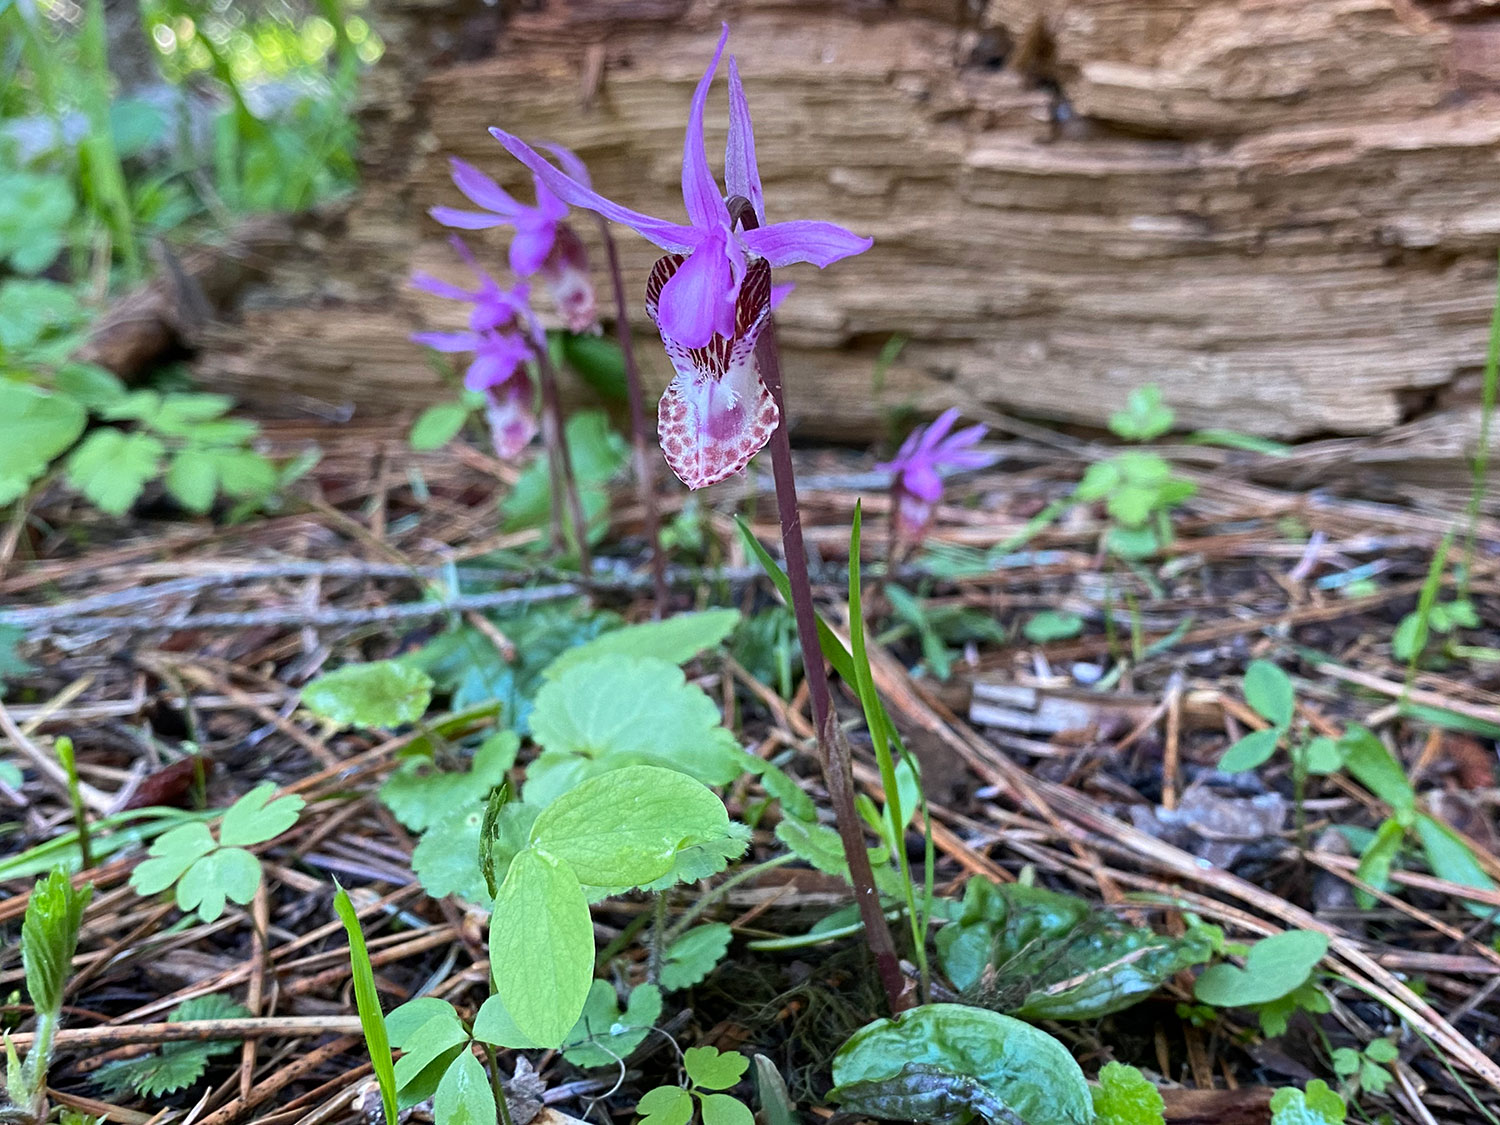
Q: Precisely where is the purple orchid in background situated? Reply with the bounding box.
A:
[430,153,599,334]
[489,25,871,488]
[875,408,997,548]
[410,239,540,458]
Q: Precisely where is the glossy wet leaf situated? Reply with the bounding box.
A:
[434,1050,495,1125]
[831,1004,1092,1125]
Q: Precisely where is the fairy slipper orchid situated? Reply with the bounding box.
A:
[430,152,599,333]
[876,409,998,547]
[489,25,871,487]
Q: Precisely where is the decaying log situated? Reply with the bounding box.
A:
[189,0,1500,455]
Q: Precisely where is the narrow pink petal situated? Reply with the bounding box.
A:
[739,219,873,267]
[490,128,699,253]
[430,206,510,231]
[411,272,476,302]
[412,330,479,353]
[903,463,944,504]
[508,222,557,277]
[725,56,765,224]
[681,25,731,230]
[542,143,593,188]
[918,408,962,453]
[449,158,522,216]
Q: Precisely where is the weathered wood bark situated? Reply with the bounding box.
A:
[194,0,1500,454]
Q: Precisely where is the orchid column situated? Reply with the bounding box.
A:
[491,27,908,1013]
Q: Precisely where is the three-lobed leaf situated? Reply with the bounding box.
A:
[637,1086,694,1125]
[176,847,261,922]
[219,783,304,847]
[130,822,217,896]
[65,429,165,516]
[685,1046,749,1091]
[1269,1080,1346,1125]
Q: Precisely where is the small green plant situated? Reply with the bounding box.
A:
[1329,1037,1398,1099]
[1092,1062,1165,1125]
[1072,385,1196,558]
[1022,610,1084,643]
[1194,929,1330,1037]
[92,995,249,1098]
[881,585,1006,681]
[636,1046,754,1125]
[1391,535,1478,666]
[1269,1079,1347,1125]
[4,870,92,1124]
[129,783,303,921]
[0,369,300,517]
[302,660,436,729]
[1341,725,1499,920]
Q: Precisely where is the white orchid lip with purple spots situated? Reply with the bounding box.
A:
[488,25,872,489]
[875,408,998,546]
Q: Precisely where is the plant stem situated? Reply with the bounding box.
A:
[664,852,799,942]
[531,341,593,578]
[485,1043,515,1125]
[597,218,668,617]
[752,318,908,1014]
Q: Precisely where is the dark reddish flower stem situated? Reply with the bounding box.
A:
[531,339,593,577]
[597,218,668,617]
[733,200,909,1014]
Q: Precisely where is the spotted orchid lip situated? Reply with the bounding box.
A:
[646,254,778,490]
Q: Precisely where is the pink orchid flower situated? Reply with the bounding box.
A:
[875,409,997,546]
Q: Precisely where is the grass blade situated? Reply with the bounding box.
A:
[333,884,398,1125]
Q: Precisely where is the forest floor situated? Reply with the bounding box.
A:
[1,416,1498,1125]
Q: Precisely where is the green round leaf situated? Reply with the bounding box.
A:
[1218,727,1280,774]
[1194,929,1329,1008]
[489,848,593,1048]
[0,382,86,480]
[685,1046,749,1091]
[530,764,734,891]
[302,660,434,729]
[831,1004,1092,1125]
[700,1094,754,1125]
[410,402,471,451]
[1243,660,1294,727]
[636,1086,694,1125]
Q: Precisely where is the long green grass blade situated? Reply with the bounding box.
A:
[333,884,398,1125]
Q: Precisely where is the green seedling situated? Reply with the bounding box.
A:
[1330,1037,1398,1099]
[129,783,303,922]
[635,1046,754,1125]
[4,870,92,1124]
[1194,929,1330,1037]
